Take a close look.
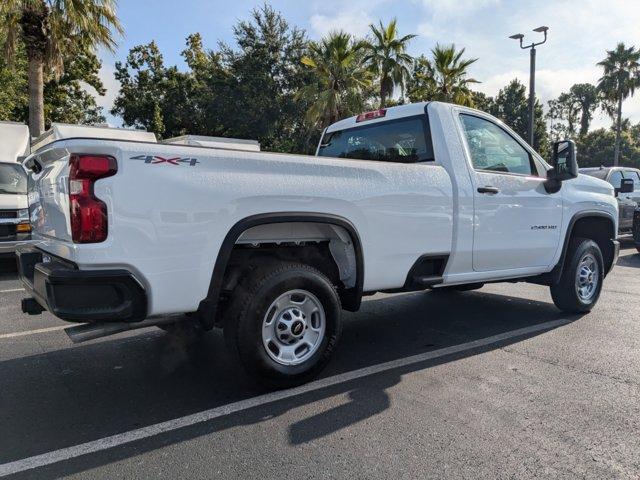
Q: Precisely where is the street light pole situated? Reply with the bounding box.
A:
[509,26,548,148]
[528,46,536,146]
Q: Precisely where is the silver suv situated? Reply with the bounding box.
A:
[581,166,640,234]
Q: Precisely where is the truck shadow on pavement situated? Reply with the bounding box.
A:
[1,288,580,479]
[616,251,640,268]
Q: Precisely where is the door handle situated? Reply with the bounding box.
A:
[477,186,499,194]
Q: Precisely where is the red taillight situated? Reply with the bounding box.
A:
[356,109,387,123]
[69,154,117,243]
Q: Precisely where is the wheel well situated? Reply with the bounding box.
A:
[197,215,364,329]
[569,216,616,272]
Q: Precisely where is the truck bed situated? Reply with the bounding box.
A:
[28,138,454,315]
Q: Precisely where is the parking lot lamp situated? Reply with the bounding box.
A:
[509,26,549,147]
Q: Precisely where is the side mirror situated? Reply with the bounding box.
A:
[545,140,578,193]
[616,178,634,196]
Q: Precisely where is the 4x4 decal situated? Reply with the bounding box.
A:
[131,155,199,166]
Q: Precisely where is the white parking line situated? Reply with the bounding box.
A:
[0,325,68,339]
[0,317,571,477]
[0,288,24,294]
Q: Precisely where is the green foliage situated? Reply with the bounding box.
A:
[111,41,197,138]
[488,79,549,158]
[216,5,314,152]
[547,83,600,140]
[596,42,640,164]
[407,45,478,107]
[113,5,315,152]
[44,47,106,126]
[0,0,122,74]
[0,37,27,120]
[469,91,493,112]
[0,0,122,135]
[299,32,372,129]
[576,125,640,168]
[570,83,599,136]
[0,35,105,126]
[362,19,416,107]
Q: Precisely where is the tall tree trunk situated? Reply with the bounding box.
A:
[380,83,386,108]
[27,56,45,138]
[579,108,589,137]
[613,93,623,166]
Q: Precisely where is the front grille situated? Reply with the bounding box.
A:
[0,225,16,239]
[0,210,17,219]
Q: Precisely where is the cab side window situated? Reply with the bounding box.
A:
[608,171,624,189]
[460,114,535,176]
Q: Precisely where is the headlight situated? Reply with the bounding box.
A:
[17,208,29,221]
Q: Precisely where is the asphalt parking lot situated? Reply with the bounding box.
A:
[0,242,639,479]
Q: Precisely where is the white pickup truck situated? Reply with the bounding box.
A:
[17,102,619,387]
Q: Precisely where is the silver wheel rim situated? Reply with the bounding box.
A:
[261,289,326,366]
[575,253,599,303]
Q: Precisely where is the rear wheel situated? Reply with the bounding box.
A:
[550,238,603,313]
[224,263,342,389]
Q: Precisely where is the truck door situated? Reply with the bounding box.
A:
[458,113,562,272]
[609,170,635,232]
[622,170,640,230]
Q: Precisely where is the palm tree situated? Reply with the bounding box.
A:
[409,44,479,107]
[1,0,122,137]
[362,19,416,108]
[597,43,640,166]
[299,32,372,128]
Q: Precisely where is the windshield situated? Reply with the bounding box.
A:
[0,163,28,195]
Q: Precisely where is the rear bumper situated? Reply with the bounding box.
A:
[0,238,32,255]
[17,245,147,323]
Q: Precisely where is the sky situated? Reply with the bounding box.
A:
[95,0,640,130]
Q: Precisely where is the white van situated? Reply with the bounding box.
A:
[0,122,31,257]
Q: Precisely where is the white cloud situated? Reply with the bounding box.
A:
[309,9,374,38]
[308,0,394,38]
[412,0,640,130]
[420,0,500,18]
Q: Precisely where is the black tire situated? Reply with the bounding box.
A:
[550,238,604,313]
[636,246,640,254]
[435,283,484,292]
[224,263,342,389]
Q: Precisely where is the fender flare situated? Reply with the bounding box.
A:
[551,210,616,283]
[197,212,365,327]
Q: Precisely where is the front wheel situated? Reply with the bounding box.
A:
[224,263,342,389]
[550,238,604,313]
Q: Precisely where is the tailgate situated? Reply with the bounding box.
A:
[27,154,72,242]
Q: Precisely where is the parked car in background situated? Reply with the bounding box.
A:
[0,122,32,258]
[580,166,639,235]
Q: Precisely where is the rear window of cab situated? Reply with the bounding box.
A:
[317,115,435,164]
